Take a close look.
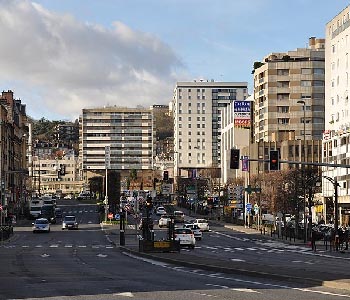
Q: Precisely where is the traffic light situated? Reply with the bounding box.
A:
[60,165,66,176]
[230,149,240,169]
[269,150,280,171]
[163,170,169,181]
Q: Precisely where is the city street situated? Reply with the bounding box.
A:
[1,201,350,299]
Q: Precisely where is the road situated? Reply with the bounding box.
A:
[0,201,350,300]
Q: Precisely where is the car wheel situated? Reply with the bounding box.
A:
[62,228,64,230]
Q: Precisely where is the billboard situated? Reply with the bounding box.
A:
[234,101,251,128]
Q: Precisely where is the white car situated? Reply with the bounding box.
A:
[184,223,203,240]
[156,206,167,216]
[174,228,196,249]
[32,218,50,233]
[193,219,210,231]
[158,215,171,228]
[62,215,79,230]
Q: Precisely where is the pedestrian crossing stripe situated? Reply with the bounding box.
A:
[1,244,115,249]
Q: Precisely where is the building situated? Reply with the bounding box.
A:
[79,106,156,189]
[0,90,29,220]
[253,37,325,144]
[173,80,248,181]
[31,150,83,196]
[55,122,79,146]
[251,37,325,177]
[323,6,350,224]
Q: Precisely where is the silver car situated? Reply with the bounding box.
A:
[62,215,79,230]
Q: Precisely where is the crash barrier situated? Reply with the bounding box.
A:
[0,225,14,241]
[139,239,180,253]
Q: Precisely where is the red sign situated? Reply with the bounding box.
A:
[107,213,113,219]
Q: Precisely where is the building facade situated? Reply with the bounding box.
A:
[173,80,248,179]
[79,107,155,186]
[324,6,350,224]
[253,37,325,144]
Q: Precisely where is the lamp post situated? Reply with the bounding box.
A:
[324,176,340,251]
[297,100,307,243]
[104,146,110,223]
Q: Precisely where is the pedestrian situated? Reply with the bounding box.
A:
[311,230,317,252]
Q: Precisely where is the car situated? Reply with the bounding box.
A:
[158,215,171,228]
[41,204,57,224]
[55,207,63,218]
[183,223,203,240]
[63,194,73,199]
[32,218,50,233]
[155,206,167,216]
[192,218,210,231]
[173,210,185,223]
[174,228,196,248]
[62,215,79,230]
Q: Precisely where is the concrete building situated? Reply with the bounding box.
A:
[253,37,325,144]
[324,6,350,224]
[173,80,248,181]
[79,106,155,189]
[252,37,325,176]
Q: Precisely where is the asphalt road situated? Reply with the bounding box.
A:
[1,202,350,300]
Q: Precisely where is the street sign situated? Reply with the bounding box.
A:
[246,203,252,212]
[254,204,259,214]
[107,213,113,220]
[114,213,120,220]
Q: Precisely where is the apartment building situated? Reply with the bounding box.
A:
[79,107,155,187]
[252,37,325,172]
[324,6,350,223]
[173,80,248,179]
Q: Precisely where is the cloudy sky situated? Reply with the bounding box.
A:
[0,0,347,121]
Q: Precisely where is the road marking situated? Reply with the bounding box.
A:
[234,247,244,251]
[231,258,246,262]
[41,253,50,258]
[247,247,258,251]
[78,245,87,248]
[35,245,42,248]
[65,244,73,248]
[22,245,29,248]
[113,292,134,297]
[231,288,261,294]
[50,244,59,248]
[97,254,107,258]
[204,246,218,250]
[191,291,219,298]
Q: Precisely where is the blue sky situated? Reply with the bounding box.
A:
[0,1,348,121]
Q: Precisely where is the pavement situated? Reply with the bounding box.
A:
[101,213,350,292]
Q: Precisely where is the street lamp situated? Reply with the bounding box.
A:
[323,176,340,251]
[297,100,307,243]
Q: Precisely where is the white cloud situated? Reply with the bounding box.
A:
[0,0,183,120]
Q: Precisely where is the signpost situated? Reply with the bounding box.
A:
[246,203,252,228]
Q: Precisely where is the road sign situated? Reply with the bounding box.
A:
[107,213,113,220]
[246,203,252,212]
[114,213,120,220]
[254,204,259,213]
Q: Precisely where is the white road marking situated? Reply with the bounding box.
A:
[65,244,73,248]
[231,258,246,262]
[231,288,261,294]
[97,254,107,258]
[113,292,134,297]
[41,253,50,258]
[50,244,59,248]
[35,245,42,248]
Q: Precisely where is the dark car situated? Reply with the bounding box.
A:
[41,204,56,224]
[55,207,63,218]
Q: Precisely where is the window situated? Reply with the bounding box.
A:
[179,124,182,128]
[313,68,325,74]
[188,89,191,92]
[197,117,200,121]
[277,106,289,113]
[301,68,312,75]
[188,124,191,128]
[277,69,289,76]
[188,131,191,135]
[179,117,182,121]
[202,95,205,99]
[301,81,312,87]
[301,94,311,99]
[202,117,205,121]
[188,117,191,121]
[189,95,191,100]
[277,81,289,88]
[202,124,205,128]
[188,110,191,114]
[197,124,200,128]
[188,103,192,107]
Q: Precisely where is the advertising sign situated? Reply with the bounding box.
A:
[234,101,251,128]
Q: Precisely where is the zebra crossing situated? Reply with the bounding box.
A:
[0,243,116,249]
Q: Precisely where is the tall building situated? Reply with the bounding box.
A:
[324,6,350,223]
[79,106,155,184]
[173,80,248,179]
[253,37,325,144]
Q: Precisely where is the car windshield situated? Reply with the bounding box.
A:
[64,216,76,222]
[30,207,41,211]
[175,229,192,234]
[197,219,207,223]
[35,219,48,225]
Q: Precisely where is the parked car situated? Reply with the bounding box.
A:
[183,223,203,240]
[156,206,167,216]
[62,215,79,230]
[192,219,210,231]
[174,228,196,249]
[63,194,73,200]
[32,218,50,233]
[158,215,171,228]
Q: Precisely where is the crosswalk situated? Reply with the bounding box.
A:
[0,243,116,249]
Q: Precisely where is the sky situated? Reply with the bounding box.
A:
[0,0,348,121]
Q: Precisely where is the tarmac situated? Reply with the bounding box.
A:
[101,217,350,292]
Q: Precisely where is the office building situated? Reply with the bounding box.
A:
[173,80,248,179]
